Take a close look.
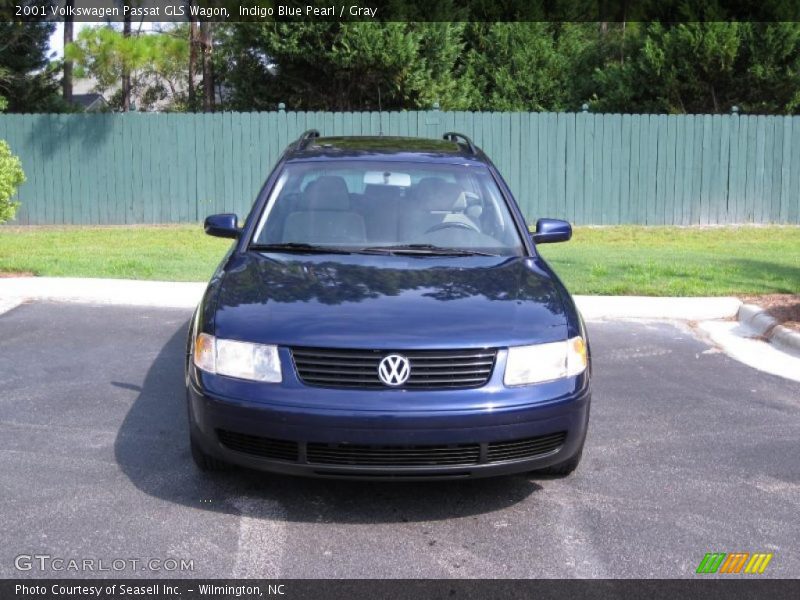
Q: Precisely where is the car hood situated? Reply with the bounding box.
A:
[212,253,568,349]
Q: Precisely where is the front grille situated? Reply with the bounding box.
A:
[307,442,481,466]
[216,429,566,468]
[486,432,566,463]
[216,429,299,462]
[291,347,497,390]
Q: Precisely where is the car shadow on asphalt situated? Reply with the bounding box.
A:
[114,322,543,524]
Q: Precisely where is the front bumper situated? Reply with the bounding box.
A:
[187,353,591,480]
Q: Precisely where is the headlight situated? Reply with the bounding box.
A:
[504,336,587,386]
[193,333,282,383]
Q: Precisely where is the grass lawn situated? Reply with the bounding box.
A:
[538,225,799,296]
[0,224,798,296]
[0,225,232,282]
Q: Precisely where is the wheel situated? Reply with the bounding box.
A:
[533,447,583,477]
[190,434,229,471]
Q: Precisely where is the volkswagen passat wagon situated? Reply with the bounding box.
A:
[186,131,591,480]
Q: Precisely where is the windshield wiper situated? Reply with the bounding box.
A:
[359,244,496,257]
[249,242,353,255]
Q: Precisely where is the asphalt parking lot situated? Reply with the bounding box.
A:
[1,302,798,579]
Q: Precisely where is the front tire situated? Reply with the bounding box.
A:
[190,434,229,471]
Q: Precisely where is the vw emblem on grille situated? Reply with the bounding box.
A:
[378,354,410,387]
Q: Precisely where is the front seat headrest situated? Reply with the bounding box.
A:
[304,175,351,210]
[415,177,462,211]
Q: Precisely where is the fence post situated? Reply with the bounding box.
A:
[425,102,441,130]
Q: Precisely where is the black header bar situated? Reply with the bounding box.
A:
[2,579,800,600]
[4,0,800,23]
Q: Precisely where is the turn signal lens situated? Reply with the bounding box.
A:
[566,336,588,377]
[193,333,216,374]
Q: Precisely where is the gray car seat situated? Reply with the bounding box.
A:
[357,184,403,243]
[398,177,477,240]
[282,175,367,244]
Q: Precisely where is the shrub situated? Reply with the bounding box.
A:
[0,140,26,223]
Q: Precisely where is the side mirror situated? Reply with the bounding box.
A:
[531,218,572,244]
[204,213,240,239]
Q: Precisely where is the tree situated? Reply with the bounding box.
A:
[216,22,469,111]
[739,23,800,113]
[0,52,22,224]
[141,26,192,111]
[55,21,800,115]
[187,2,198,109]
[66,26,149,110]
[199,22,214,111]
[632,22,745,113]
[0,140,26,224]
[580,22,800,114]
[461,22,593,111]
[122,12,132,111]
[0,68,7,112]
[66,26,189,112]
[0,22,64,112]
[63,0,74,103]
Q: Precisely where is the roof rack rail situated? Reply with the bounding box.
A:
[295,129,321,150]
[442,132,476,154]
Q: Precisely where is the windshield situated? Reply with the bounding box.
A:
[251,161,525,256]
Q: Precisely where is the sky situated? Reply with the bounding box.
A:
[49,23,87,59]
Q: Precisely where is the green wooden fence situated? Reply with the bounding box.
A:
[1,110,799,225]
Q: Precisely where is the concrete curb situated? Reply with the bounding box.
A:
[738,303,800,357]
[573,295,741,321]
[0,277,745,321]
[0,277,204,310]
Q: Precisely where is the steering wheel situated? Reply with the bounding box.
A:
[425,220,481,234]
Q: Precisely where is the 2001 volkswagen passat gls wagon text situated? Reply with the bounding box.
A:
[186,131,591,480]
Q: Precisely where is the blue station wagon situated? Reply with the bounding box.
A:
[186,131,591,480]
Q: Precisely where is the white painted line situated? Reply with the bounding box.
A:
[230,497,287,578]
